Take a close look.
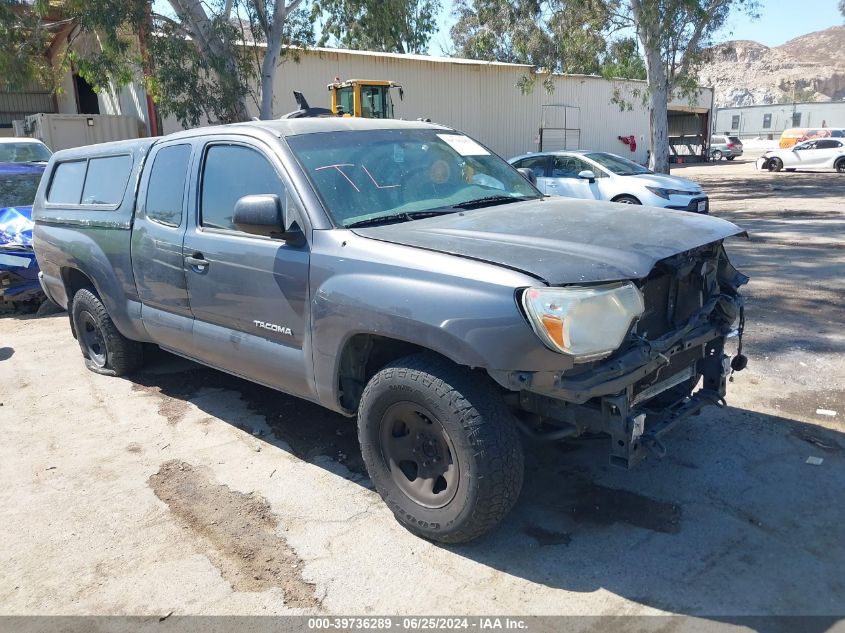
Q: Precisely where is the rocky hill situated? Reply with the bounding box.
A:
[698,26,845,107]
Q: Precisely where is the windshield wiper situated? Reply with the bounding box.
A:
[345,209,457,229]
[452,195,534,210]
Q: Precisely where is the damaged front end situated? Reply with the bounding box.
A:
[495,242,748,468]
[0,206,43,307]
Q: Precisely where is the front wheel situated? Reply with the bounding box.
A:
[712,150,723,161]
[768,157,783,172]
[71,288,143,376]
[613,195,641,205]
[358,353,524,543]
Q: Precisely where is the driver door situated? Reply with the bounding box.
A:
[182,138,314,399]
[791,141,818,167]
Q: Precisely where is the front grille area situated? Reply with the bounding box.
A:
[635,246,720,340]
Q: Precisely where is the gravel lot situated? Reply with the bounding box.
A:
[1,157,843,625]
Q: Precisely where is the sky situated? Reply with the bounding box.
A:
[428,0,845,55]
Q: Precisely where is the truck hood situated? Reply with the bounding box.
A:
[353,197,743,284]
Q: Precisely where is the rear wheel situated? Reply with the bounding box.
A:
[712,150,723,161]
[768,157,783,172]
[613,195,641,205]
[71,288,143,376]
[836,158,845,173]
[726,156,736,161]
[358,353,524,543]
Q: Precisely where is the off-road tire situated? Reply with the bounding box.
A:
[768,157,783,172]
[613,195,641,205]
[71,288,143,376]
[358,353,524,543]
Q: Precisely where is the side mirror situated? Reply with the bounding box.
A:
[517,167,537,185]
[578,170,596,183]
[233,194,305,245]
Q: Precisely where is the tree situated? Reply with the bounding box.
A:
[0,0,314,128]
[451,0,755,173]
[313,0,440,54]
[623,0,757,172]
[450,0,644,95]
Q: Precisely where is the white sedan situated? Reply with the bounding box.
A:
[757,138,845,173]
[509,150,709,213]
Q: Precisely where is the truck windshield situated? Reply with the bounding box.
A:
[0,171,43,208]
[287,129,541,227]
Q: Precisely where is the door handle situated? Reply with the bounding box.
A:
[185,254,210,271]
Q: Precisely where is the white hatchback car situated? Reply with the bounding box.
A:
[757,138,845,173]
[509,150,709,213]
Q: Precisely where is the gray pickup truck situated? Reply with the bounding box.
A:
[33,118,747,543]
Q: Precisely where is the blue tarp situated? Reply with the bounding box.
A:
[0,162,44,302]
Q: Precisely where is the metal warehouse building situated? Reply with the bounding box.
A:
[714,101,845,140]
[158,47,714,164]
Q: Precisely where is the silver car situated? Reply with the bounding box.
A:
[710,135,743,161]
[509,150,709,213]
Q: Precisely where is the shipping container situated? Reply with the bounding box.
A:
[21,113,143,152]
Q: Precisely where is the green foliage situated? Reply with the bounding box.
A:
[0,0,58,90]
[1,0,316,128]
[314,0,440,54]
[449,0,644,82]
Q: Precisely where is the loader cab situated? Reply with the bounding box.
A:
[328,79,402,119]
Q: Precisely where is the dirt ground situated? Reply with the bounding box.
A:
[1,157,844,625]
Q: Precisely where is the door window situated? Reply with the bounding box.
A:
[551,156,591,178]
[200,144,285,231]
[146,144,192,227]
[815,139,841,149]
[513,156,548,176]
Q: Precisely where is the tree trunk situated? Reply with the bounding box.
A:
[259,46,278,120]
[631,0,671,174]
[647,68,670,174]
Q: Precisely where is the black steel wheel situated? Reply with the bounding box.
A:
[79,309,108,368]
[358,353,524,543]
[379,402,459,509]
[71,288,143,376]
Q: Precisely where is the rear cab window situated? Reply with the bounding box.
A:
[47,154,133,207]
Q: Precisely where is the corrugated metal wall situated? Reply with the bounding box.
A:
[0,85,55,127]
[160,48,713,165]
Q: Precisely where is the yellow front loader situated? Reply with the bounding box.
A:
[327,79,404,118]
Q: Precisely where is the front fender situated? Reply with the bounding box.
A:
[308,231,571,412]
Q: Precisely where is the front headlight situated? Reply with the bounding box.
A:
[645,186,699,199]
[521,282,645,362]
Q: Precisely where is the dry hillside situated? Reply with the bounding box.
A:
[698,26,845,107]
